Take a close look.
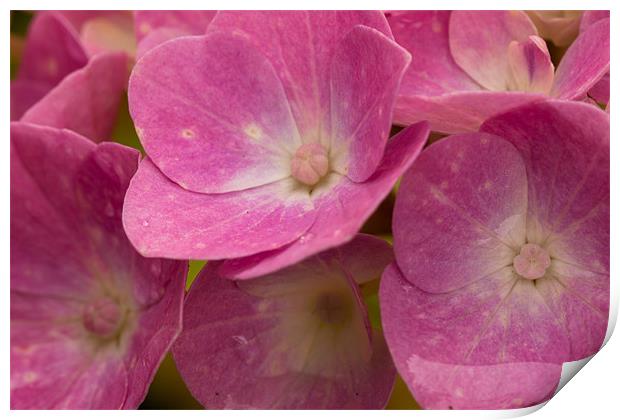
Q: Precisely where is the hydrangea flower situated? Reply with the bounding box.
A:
[380,100,609,409]
[123,11,429,278]
[387,11,609,133]
[173,235,396,408]
[133,11,216,59]
[526,10,582,47]
[11,122,187,409]
[11,11,131,139]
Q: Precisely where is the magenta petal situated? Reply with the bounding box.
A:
[122,158,315,260]
[551,18,610,100]
[19,11,88,86]
[506,36,554,94]
[134,10,216,41]
[21,52,127,142]
[219,122,429,279]
[334,234,394,285]
[588,73,609,105]
[135,27,187,60]
[10,79,50,121]
[481,100,609,359]
[129,34,300,193]
[134,11,216,58]
[208,11,391,141]
[380,263,564,409]
[449,11,537,91]
[330,25,410,182]
[173,237,396,409]
[397,354,561,409]
[388,11,481,98]
[11,123,186,409]
[394,132,527,293]
[394,90,545,134]
[579,10,610,32]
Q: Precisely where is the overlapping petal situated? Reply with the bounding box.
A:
[21,52,127,142]
[220,122,429,279]
[550,18,610,99]
[381,264,563,409]
[393,132,527,293]
[134,10,216,58]
[330,25,411,181]
[122,158,315,260]
[449,11,537,91]
[18,11,88,86]
[208,11,392,142]
[129,33,300,193]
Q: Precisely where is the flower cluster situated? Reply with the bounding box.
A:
[10,10,609,410]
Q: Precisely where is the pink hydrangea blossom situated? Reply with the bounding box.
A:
[11,122,187,409]
[387,11,609,133]
[123,11,429,278]
[380,100,609,409]
[173,235,395,408]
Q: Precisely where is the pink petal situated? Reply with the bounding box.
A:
[10,79,50,120]
[398,354,561,409]
[380,263,565,408]
[219,122,429,279]
[588,73,609,105]
[334,234,395,285]
[21,52,127,142]
[551,18,610,99]
[393,132,528,293]
[134,10,216,42]
[128,33,301,193]
[330,25,411,182]
[449,11,538,91]
[481,100,609,359]
[134,11,216,58]
[135,27,188,60]
[579,10,610,32]
[506,36,554,94]
[122,158,315,260]
[18,11,88,86]
[394,90,546,134]
[388,11,482,98]
[208,11,391,142]
[173,239,396,409]
[11,123,186,409]
[11,123,98,300]
[379,265,562,410]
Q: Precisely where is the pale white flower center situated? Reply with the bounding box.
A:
[290,143,329,186]
[512,243,551,280]
[82,296,125,338]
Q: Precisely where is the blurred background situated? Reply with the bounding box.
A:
[10,10,420,409]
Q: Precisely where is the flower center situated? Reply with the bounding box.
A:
[290,143,329,186]
[82,296,124,338]
[512,243,551,280]
[313,292,352,326]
